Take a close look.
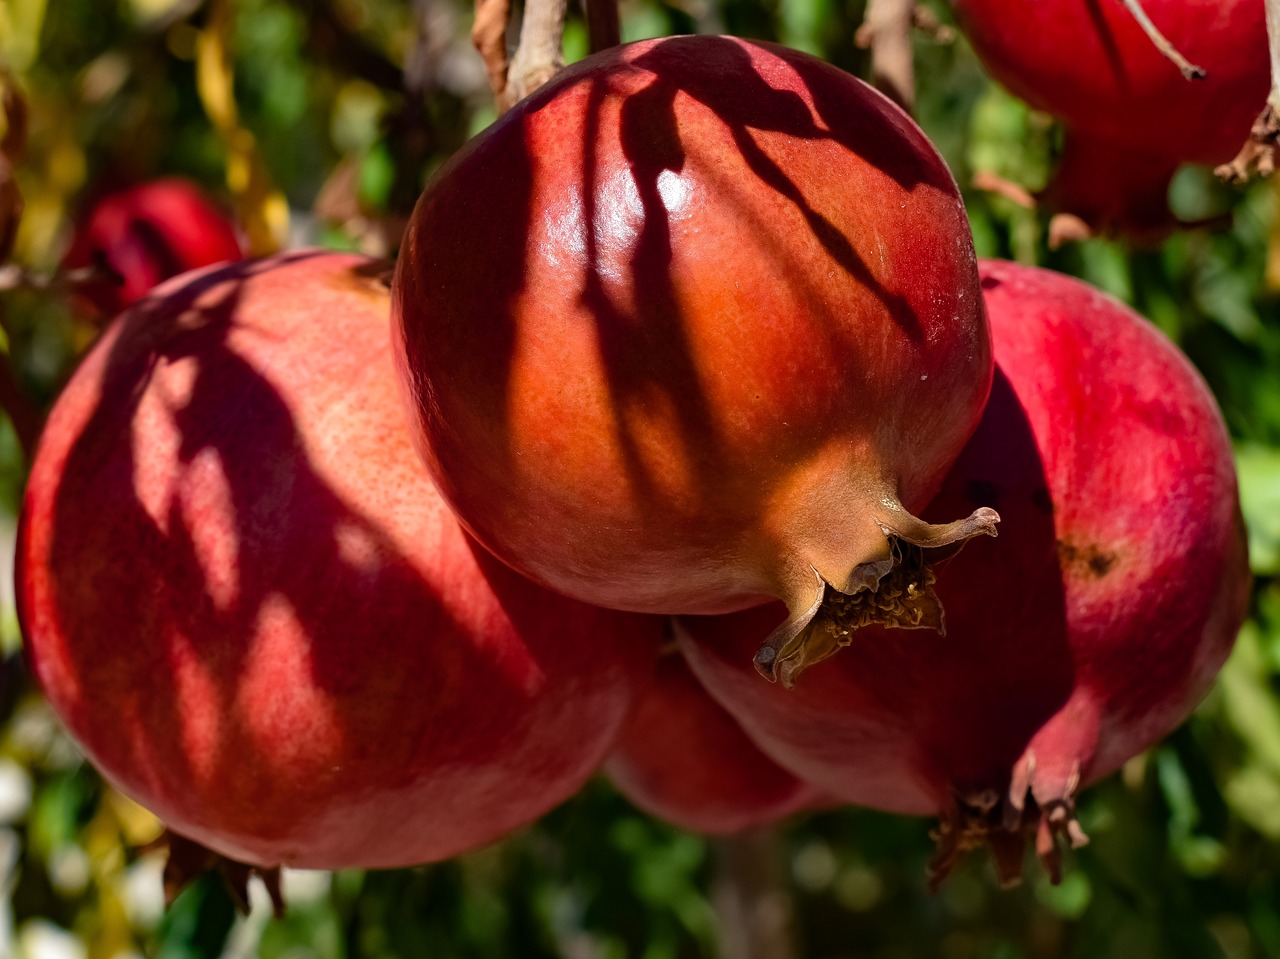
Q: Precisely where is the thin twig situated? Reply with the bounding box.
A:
[503,0,568,110]
[855,0,916,113]
[0,263,115,294]
[911,5,954,44]
[473,0,512,105]
[1215,0,1280,183]
[971,170,1037,209]
[584,0,621,54]
[1120,0,1206,80]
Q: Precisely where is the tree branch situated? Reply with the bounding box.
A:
[1215,0,1280,183]
[503,0,568,110]
[584,0,621,54]
[0,348,41,461]
[855,0,916,113]
[285,0,405,91]
[711,831,799,959]
[473,0,512,105]
[1120,0,1206,80]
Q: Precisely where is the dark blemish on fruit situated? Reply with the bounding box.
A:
[1057,540,1117,578]
[980,276,1001,291]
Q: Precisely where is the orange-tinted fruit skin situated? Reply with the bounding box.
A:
[394,35,989,616]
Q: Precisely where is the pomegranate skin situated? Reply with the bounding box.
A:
[393,35,993,669]
[605,651,824,835]
[952,0,1266,236]
[951,0,1266,166]
[17,252,660,870]
[64,178,244,316]
[679,259,1248,880]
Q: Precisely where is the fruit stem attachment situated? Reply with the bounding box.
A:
[754,506,999,688]
[1119,0,1206,80]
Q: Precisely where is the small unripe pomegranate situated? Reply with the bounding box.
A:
[394,35,996,683]
[606,650,824,834]
[680,260,1248,883]
[17,252,660,870]
[951,0,1267,235]
[64,178,244,316]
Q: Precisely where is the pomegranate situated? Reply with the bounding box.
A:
[394,35,997,682]
[951,0,1268,235]
[679,259,1248,883]
[606,648,824,834]
[64,178,244,316]
[16,251,660,870]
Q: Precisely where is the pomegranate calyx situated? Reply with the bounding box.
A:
[145,830,285,918]
[754,507,999,688]
[927,753,1089,890]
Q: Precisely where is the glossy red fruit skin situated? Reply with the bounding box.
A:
[952,0,1266,236]
[679,260,1248,871]
[951,0,1266,166]
[394,35,990,631]
[17,252,660,870]
[605,651,824,834]
[64,178,244,316]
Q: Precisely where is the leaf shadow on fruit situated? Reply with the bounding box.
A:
[37,252,631,869]
[555,37,964,553]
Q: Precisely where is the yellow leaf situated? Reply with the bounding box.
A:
[195,0,237,133]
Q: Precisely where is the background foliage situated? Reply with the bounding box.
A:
[0,0,1277,956]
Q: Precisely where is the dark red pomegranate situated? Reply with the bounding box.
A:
[17,251,660,870]
[606,649,824,834]
[394,35,996,682]
[951,0,1267,235]
[679,259,1248,883]
[64,178,244,316]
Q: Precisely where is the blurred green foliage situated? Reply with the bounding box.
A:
[0,0,1278,957]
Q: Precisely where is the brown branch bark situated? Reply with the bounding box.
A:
[1215,0,1280,183]
[503,0,568,110]
[284,0,405,91]
[1120,0,1206,80]
[584,0,621,54]
[473,0,512,104]
[711,830,800,959]
[855,0,916,113]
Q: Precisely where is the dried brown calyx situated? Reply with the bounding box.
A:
[755,506,999,688]
[142,830,285,918]
[927,756,1090,890]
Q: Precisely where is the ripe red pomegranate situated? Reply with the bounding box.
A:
[951,0,1268,235]
[679,259,1248,883]
[17,251,660,870]
[394,35,997,682]
[64,178,244,316]
[606,650,824,834]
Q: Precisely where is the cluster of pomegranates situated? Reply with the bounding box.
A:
[15,28,1249,901]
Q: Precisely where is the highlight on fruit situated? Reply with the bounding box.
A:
[393,35,998,688]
